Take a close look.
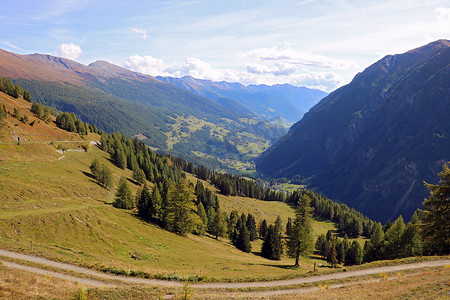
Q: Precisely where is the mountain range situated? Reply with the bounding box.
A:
[257,39,450,222]
[0,49,324,169]
[156,76,327,123]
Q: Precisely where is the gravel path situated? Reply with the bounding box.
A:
[0,248,448,291]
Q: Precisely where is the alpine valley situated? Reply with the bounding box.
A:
[257,39,450,223]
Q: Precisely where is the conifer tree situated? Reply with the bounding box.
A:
[210,208,227,239]
[113,177,134,209]
[99,164,113,189]
[228,210,239,241]
[196,202,208,235]
[246,213,258,241]
[286,195,313,266]
[383,215,405,259]
[345,241,363,266]
[149,185,163,222]
[166,178,199,235]
[259,219,268,240]
[327,237,338,267]
[336,239,345,263]
[23,90,31,101]
[364,222,385,262]
[285,217,293,236]
[400,212,422,257]
[132,167,146,185]
[236,222,252,253]
[420,161,450,255]
[261,225,275,259]
[137,183,152,219]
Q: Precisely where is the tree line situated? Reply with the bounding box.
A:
[171,157,377,240]
[0,77,31,101]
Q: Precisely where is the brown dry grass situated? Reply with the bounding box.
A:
[276,266,450,300]
[0,263,79,299]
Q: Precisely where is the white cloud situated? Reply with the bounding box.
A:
[132,28,147,40]
[435,7,450,22]
[125,55,228,82]
[247,63,297,76]
[240,43,356,70]
[55,43,82,60]
[124,51,345,92]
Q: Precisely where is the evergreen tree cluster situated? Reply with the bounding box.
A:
[0,77,30,100]
[228,211,259,253]
[315,231,354,266]
[363,214,422,262]
[261,216,283,260]
[56,112,96,135]
[315,212,423,267]
[307,190,376,238]
[173,157,376,241]
[89,158,113,189]
[101,132,184,183]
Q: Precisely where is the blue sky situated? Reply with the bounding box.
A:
[1,0,449,91]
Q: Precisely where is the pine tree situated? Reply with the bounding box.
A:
[166,178,199,235]
[327,237,338,267]
[137,183,152,220]
[23,90,31,101]
[236,222,252,253]
[364,222,385,262]
[420,161,450,255]
[113,146,127,169]
[196,202,208,235]
[261,225,275,259]
[259,219,268,239]
[132,167,146,185]
[345,241,363,266]
[286,195,313,266]
[99,164,113,189]
[228,210,239,241]
[400,212,422,257]
[246,213,258,241]
[149,185,163,222]
[210,208,227,239]
[383,215,405,259]
[285,217,293,236]
[113,177,134,209]
[336,239,345,264]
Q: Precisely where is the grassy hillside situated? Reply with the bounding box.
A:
[0,91,353,281]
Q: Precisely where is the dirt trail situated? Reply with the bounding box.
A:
[0,249,449,290]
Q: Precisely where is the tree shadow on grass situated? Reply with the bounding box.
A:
[81,170,96,180]
[260,263,300,270]
[127,177,141,186]
[80,170,110,194]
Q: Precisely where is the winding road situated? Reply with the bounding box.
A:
[0,248,448,295]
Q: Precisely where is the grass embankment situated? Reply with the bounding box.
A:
[0,141,341,281]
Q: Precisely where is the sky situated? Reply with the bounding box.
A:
[0,0,449,92]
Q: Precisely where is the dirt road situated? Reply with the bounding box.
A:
[0,248,448,291]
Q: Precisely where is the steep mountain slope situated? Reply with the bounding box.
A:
[257,40,450,222]
[157,76,327,123]
[0,50,284,168]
